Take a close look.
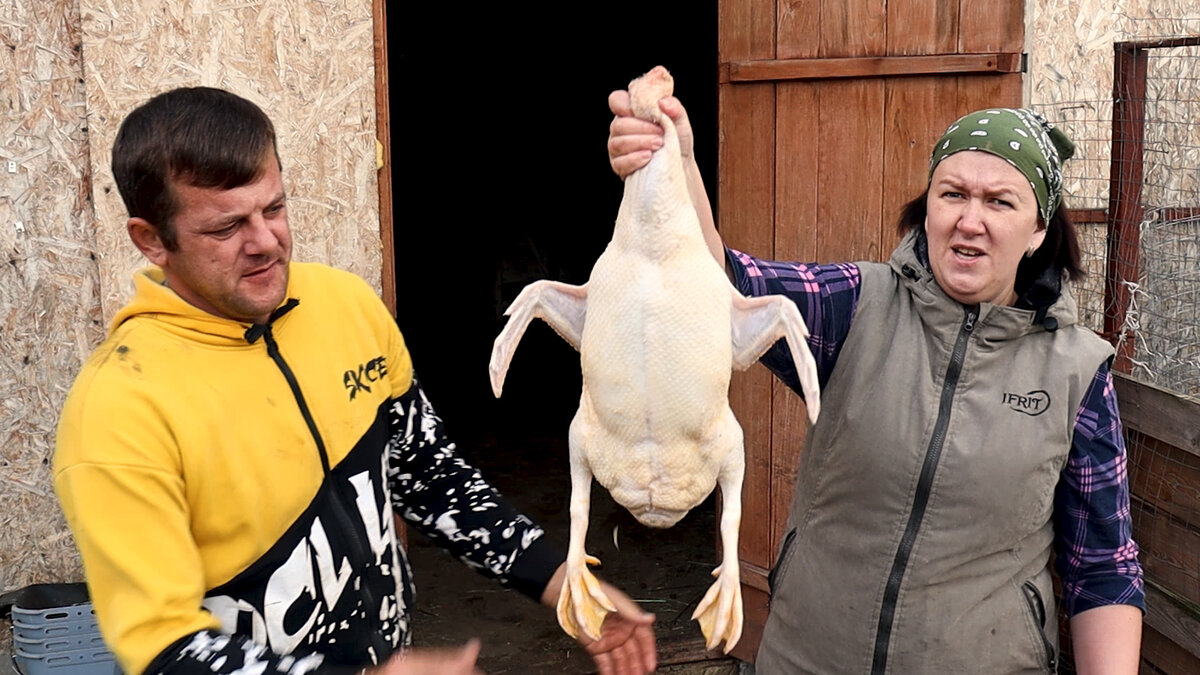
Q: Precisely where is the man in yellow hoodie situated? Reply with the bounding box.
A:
[54,86,656,675]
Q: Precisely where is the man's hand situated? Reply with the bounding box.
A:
[543,563,658,674]
[607,90,696,180]
[369,639,484,675]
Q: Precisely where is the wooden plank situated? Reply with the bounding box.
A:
[820,0,887,58]
[1105,44,1147,373]
[719,0,775,61]
[1114,374,1200,458]
[374,0,401,546]
[719,2,776,661]
[1072,207,1107,224]
[373,0,395,317]
[1130,496,1200,607]
[1118,36,1200,50]
[959,0,1023,54]
[887,0,958,56]
[776,0,821,60]
[725,53,1021,83]
[775,82,820,263]
[1141,622,1200,674]
[770,379,806,554]
[1128,430,1200,529]
[739,560,771,593]
[719,81,777,572]
[1144,582,1200,662]
[731,360,777,566]
[769,81,820,555]
[955,72,1024,114]
[882,76,958,257]
[816,79,885,262]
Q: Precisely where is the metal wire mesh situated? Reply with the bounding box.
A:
[1033,98,1113,335]
[1036,34,1200,675]
[1035,43,1200,401]
[1132,45,1200,398]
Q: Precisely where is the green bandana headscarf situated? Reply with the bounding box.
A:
[928,108,1076,224]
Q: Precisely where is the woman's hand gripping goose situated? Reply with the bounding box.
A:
[488,65,821,653]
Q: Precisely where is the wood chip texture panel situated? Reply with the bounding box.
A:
[0,0,381,621]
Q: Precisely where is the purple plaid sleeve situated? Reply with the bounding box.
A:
[1053,361,1146,616]
[725,248,861,396]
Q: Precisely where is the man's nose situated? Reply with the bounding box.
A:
[242,214,279,253]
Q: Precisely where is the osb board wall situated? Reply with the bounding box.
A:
[83,0,383,322]
[0,0,100,598]
[1030,2,1199,203]
[1028,1,1200,329]
[0,0,381,605]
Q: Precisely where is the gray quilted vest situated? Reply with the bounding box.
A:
[755,233,1112,674]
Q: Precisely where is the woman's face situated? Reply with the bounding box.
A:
[925,151,1045,306]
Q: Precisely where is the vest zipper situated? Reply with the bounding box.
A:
[1021,580,1057,672]
[870,305,978,674]
[257,323,392,661]
[768,528,798,594]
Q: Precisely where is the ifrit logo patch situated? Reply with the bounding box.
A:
[1001,390,1051,416]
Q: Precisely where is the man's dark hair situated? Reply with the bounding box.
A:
[896,190,1085,291]
[112,87,279,251]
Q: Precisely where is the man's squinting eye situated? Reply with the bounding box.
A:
[209,222,239,237]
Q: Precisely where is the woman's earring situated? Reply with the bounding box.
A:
[1025,246,1036,258]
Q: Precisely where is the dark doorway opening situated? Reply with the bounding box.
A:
[391,4,725,671]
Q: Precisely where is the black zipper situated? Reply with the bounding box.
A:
[870,305,977,674]
[261,327,332,473]
[1021,580,1057,672]
[248,310,392,660]
[768,529,798,594]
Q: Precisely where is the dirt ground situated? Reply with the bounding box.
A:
[405,428,744,674]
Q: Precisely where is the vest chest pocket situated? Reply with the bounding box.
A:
[768,529,799,596]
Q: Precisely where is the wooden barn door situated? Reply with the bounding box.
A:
[717,0,1025,661]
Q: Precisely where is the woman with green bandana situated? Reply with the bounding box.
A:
[606,97,1144,673]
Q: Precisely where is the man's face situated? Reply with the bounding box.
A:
[153,159,292,324]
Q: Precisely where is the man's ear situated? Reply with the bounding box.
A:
[128,218,169,266]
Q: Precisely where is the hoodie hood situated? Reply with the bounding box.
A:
[111,266,296,345]
[887,229,1081,338]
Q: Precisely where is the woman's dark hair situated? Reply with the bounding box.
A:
[896,190,1085,290]
[111,87,279,251]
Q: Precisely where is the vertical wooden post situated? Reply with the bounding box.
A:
[372,0,404,550]
[1104,42,1146,373]
[373,0,395,318]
